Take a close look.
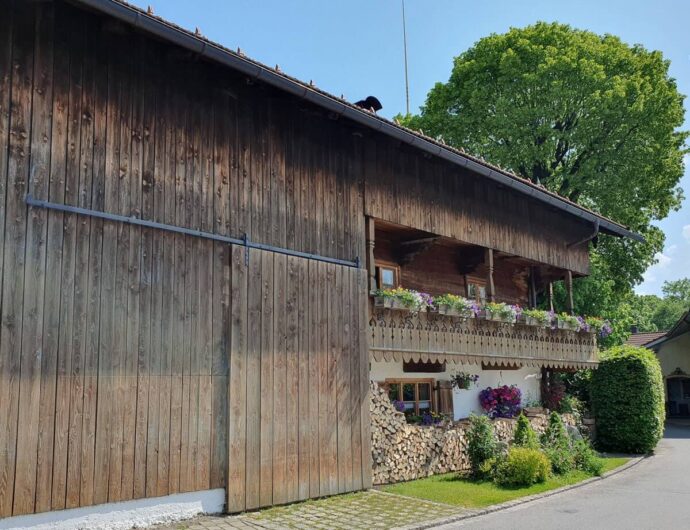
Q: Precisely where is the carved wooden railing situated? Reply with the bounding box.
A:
[369,308,598,369]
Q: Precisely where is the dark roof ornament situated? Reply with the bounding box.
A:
[354,96,382,113]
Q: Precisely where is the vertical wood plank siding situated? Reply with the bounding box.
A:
[0,0,596,518]
[0,1,370,517]
[227,247,369,512]
[365,148,591,275]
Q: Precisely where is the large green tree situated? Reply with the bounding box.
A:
[402,22,687,295]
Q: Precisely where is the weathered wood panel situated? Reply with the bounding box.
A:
[365,146,592,275]
[227,247,370,513]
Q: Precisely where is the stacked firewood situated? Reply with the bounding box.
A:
[370,382,577,485]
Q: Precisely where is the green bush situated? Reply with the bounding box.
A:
[544,445,575,475]
[573,439,604,476]
[513,413,539,449]
[591,345,665,453]
[466,414,498,478]
[541,411,570,448]
[541,412,574,474]
[494,447,550,487]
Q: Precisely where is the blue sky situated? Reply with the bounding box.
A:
[130,0,689,295]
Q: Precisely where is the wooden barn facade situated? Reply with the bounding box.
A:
[0,0,639,524]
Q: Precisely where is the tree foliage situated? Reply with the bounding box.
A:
[401,22,687,295]
[591,345,665,453]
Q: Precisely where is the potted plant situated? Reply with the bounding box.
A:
[373,287,434,313]
[557,312,580,331]
[520,308,552,328]
[435,293,476,318]
[450,371,479,390]
[521,392,545,416]
[484,302,520,324]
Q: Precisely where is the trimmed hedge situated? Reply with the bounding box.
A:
[591,345,665,453]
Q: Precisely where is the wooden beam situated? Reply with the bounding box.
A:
[565,270,574,315]
[366,217,376,292]
[529,267,537,309]
[485,248,495,303]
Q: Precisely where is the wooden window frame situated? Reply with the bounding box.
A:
[376,261,400,290]
[384,378,436,415]
[466,276,487,304]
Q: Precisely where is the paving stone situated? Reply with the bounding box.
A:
[156,490,465,530]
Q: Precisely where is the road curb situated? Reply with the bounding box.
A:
[399,455,648,529]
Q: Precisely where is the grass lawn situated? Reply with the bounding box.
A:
[381,457,629,509]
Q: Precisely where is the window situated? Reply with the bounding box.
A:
[467,282,486,303]
[376,263,400,290]
[385,379,434,417]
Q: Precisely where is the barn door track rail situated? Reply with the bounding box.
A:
[25,195,360,268]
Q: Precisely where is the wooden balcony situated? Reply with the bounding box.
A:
[369,307,598,370]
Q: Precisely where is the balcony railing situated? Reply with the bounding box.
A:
[369,306,598,370]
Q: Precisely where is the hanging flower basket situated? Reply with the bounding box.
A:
[450,371,479,390]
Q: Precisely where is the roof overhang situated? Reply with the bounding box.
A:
[69,0,644,243]
[646,309,690,350]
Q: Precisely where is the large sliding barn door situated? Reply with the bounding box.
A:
[227,246,371,512]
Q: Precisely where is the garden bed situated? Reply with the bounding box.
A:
[381,457,629,509]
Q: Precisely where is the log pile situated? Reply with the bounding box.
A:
[370,382,577,485]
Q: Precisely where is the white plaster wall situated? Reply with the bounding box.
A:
[370,360,541,421]
[0,489,225,530]
[656,333,690,379]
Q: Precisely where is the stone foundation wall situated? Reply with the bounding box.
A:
[370,383,576,485]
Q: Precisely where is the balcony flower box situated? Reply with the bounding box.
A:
[520,308,553,328]
[372,287,433,313]
[484,302,519,324]
[434,294,476,319]
[557,313,581,331]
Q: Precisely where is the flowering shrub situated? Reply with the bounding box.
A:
[450,371,480,390]
[479,385,522,418]
[373,287,434,312]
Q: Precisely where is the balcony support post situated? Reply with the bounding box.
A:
[485,248,495,303]
[565,270,574,315]
[366,217,376,292]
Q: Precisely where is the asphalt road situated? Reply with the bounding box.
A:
[436,422,690,530]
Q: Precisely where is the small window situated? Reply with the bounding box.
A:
[385,378,435,418]
[376,263,400,290]
[468,282,486,304]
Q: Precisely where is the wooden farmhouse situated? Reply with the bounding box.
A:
[0,0,641,524]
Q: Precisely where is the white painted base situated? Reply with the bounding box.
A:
[0,489,225,530]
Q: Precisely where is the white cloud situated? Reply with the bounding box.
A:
[654,252,672,268]
[667,244,679,255]
[683,224,690,243]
